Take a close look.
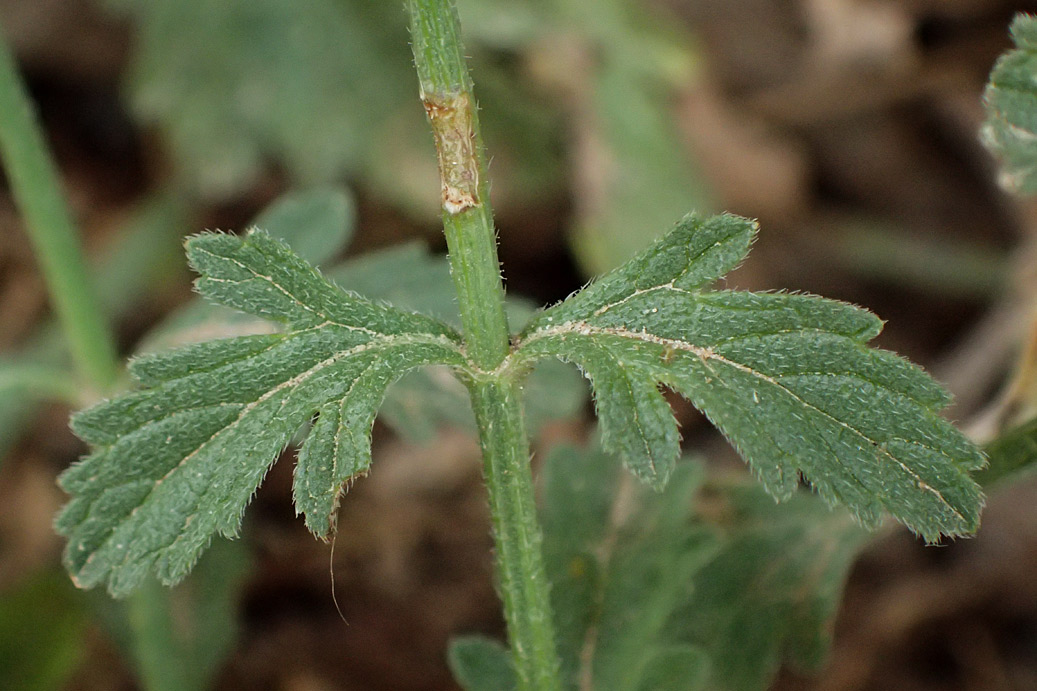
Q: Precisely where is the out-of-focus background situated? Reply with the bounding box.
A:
[1,1,1036,689]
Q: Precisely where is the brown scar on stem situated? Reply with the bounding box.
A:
[423,92,479,214]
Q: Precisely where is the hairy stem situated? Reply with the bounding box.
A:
[0,18,118,390]
[407,1,562,688]
[469,377,562,689]
[407,0,509,371]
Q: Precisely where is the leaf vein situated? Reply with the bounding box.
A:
[523,321,964,520]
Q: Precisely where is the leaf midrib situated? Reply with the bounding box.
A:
[517,321,967,524]
[77,331,466,577]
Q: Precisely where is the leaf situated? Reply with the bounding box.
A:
[514,213,985,540]
[982,14,1037,194]
[635,646,710,691]
[540,441,716,690]
[98,539,250,691]
[57,230,466,596]
[570,55,713,275]
[146,235,586,442]
[448,636,517,691]
[665,477,871,691]
[977,416,1037,487]
[252,186,354,266]
[107,0,416,197]
[0,571,88,691]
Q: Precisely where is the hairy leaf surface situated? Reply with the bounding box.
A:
[514,213,985,539]
[57,230,465,595]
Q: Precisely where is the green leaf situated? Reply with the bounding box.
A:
[145,237,586,442]
[448,636,517,691]
[57,230,466,596]
[515,213,985,540]
[99,539,251,691]
[107,0,415,197]
[0,571,88,691]
[251,186,354,266]
[635,646,710,691]
[977,416,1037,487]
[983,14,1037,194]
[540,442,717,690]
[666,477,870,691]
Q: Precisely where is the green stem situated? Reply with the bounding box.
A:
[407,0,509,371]
[0,18,118,390]
[469,378,561,689]
[407,1,562,688]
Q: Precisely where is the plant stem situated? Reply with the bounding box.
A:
[468,377,561,689]
[407,1,562,688]
[0,18,118,390]
[407,0,509,371]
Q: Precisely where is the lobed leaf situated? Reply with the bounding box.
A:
[982,14,1037,194]
[515,213,985,540]
[146,235,586,442]
[57,230,466,596]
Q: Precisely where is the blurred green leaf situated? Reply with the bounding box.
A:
[977,416,1037,487]
[252,186,355,266]
[635,646,710,691]
[107,0,415,198]
[540,441,716,690]
[665,478,870,691]
[0,571,88,691]
[95,539,251,691]
[983,13,1037,194]
[448,636,517,691]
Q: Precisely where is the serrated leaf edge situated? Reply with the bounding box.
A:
[513,319,973,529]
